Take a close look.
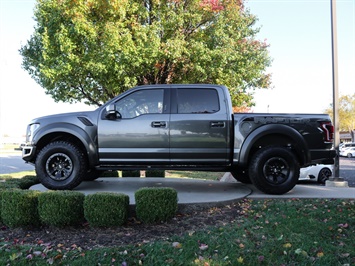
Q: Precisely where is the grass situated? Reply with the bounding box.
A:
[165,170,225,181]
[0,198,354,265]
[0,171,36,179]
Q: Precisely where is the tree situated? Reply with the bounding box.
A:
[20,0,272,107]
[325,94,355,142]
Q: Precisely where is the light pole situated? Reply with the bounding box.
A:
[327,0,347,186]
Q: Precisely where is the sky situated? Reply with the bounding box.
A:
[0,0,354,139]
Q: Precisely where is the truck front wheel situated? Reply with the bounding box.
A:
[249,146,300,195]
[35,141,87,190]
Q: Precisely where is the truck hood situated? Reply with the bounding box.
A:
[29,110,98,124]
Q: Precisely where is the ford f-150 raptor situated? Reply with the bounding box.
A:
[22,84,336,194]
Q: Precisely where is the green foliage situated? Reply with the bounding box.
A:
[0,180,21,190]
[84,192,129,227]
[20,0,272,108]
[122,170,141,177]
[325,93,355,141]
[101,170,119,177]
[1,190,40,227]
[38,191,85,227]
[135,187,177,223]
[145,170,165,178]
[16,175,40,189]
[0,175,39,190]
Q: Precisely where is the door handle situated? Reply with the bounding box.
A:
[210,121,225,128]
[151,121,167,128]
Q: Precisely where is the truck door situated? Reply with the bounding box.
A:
[97,88,170,164]
[169,86,230,164]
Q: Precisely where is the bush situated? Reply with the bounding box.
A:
[122,170,141,177]
[84,192,129,227]
[1,190,40,227]
[101,170,119,177]
[135,187,178,223]
[145,170,165,178]
[0,175,39,190]
[38,191,85,227]
[17,175,40,189]
[0,180,21,190]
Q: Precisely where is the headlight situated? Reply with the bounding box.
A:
[26,123,40,142]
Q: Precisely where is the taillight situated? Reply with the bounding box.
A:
[320,122,334,143]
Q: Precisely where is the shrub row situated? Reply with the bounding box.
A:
[0,187,177,228]
[0,175,39,190]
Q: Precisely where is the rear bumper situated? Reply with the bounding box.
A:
[310,149,336,165]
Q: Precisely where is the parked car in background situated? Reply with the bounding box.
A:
[299,164,333,184]
[339,143,355,152]
[339,147,355,158]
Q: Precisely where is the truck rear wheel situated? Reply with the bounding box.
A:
[249,146,300,195]
[35,141,87,190]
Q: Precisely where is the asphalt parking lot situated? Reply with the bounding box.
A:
[338,157,355,187]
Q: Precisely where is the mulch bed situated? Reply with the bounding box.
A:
[0,201,246,250]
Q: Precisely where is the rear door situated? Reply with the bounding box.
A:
[97,87,170,164]
[169,86,230,164]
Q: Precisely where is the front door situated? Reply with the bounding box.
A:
[98,88,170,164]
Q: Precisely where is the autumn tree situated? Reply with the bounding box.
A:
[20,0,272,107]
[325,94,355,142]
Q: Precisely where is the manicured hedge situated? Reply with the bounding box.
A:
[38,191,85,227]
[145,170,165,178]
[135,187,178,223]
[0,175,39,190]
[122,170,141,177]
[0,175,180,228]
[1,190,40,227]
[84,192,129,227]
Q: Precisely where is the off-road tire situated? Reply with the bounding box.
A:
[249,146,300,195]
[35,141,87,190]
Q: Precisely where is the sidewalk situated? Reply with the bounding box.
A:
[30,175,355,207]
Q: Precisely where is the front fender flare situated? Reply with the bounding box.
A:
[33,123,98,166]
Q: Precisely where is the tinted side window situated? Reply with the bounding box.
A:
[115,89,164,119]
[177,89,220,114]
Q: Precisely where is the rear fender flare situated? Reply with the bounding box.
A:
[238,124,310,167]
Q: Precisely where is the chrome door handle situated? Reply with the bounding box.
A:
[151,121,167,128]
[210,121,225,128]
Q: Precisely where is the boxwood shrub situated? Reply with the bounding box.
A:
[135,187,178,223]
[0,175,39,190]
[122,170,141,177]
[84,192,129,227]
[38,191,85,227]
[101,170,119,177]
[145,170,165,178]
[1,190,40,227]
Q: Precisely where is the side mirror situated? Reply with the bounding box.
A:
[105,104,121,120]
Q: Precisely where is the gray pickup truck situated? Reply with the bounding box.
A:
[22,84,336,194]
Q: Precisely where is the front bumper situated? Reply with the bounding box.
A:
[22,145,36,163]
